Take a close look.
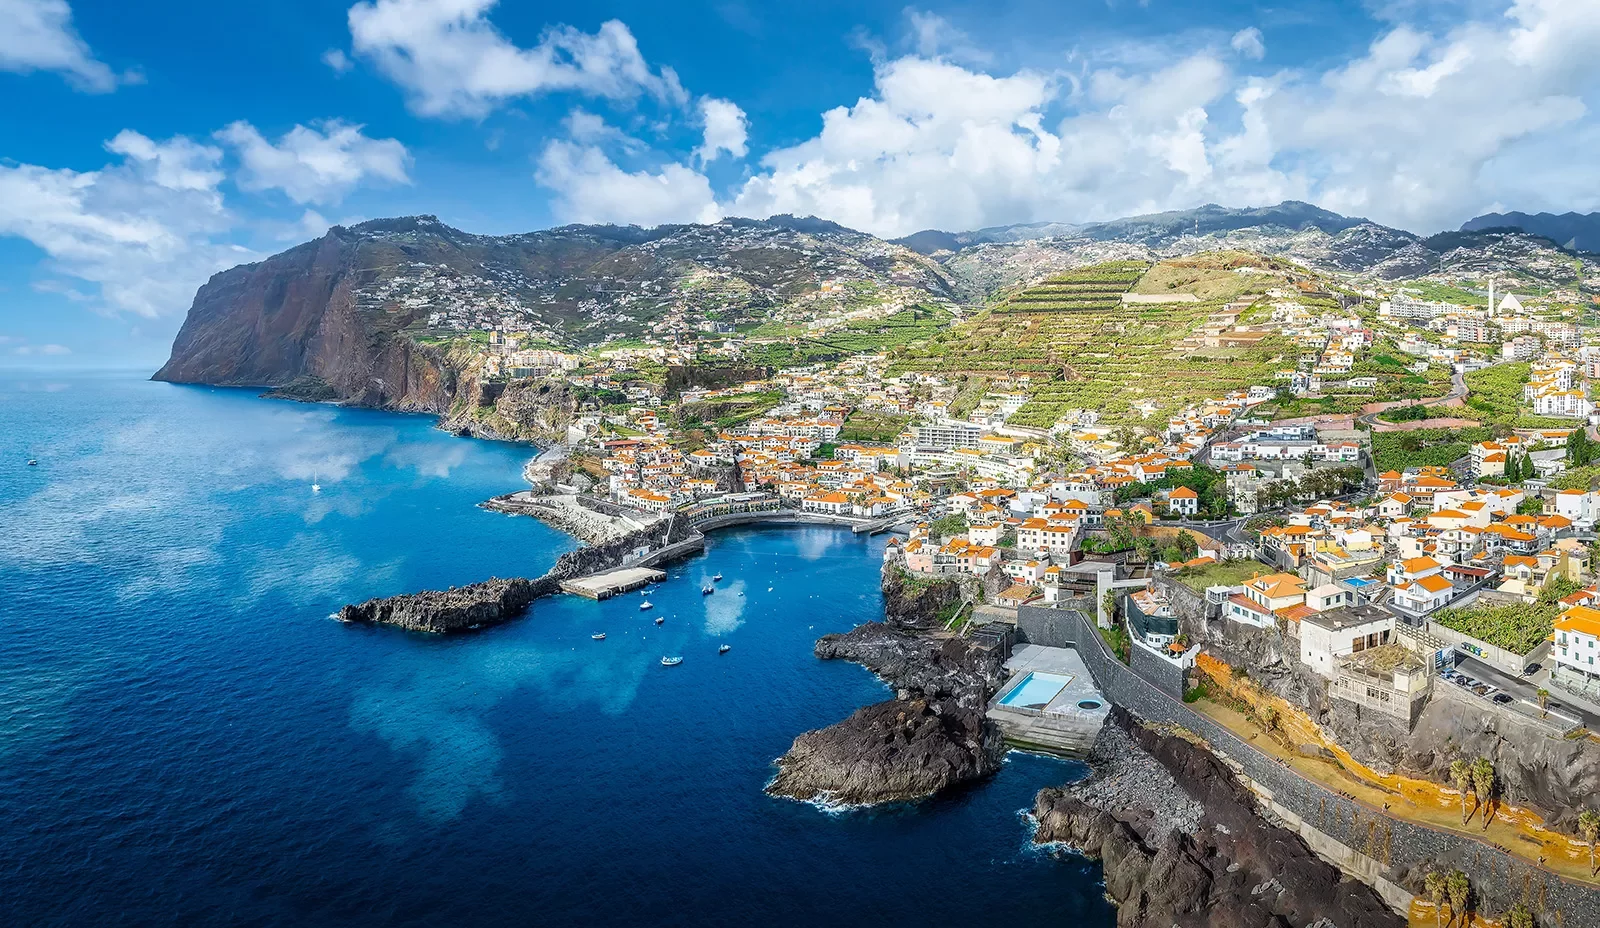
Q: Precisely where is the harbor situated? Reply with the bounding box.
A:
[559,566,666,600]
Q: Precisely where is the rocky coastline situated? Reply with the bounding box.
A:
[336,516,693,633]
[1033,708,1404,928]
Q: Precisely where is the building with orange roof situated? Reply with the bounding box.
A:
[1553,605,1600,696]
[1166,485,1199,516]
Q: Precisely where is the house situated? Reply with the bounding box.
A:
[1299,604,1394,678]
[1167,485,1199,516]
[1552,605,1600,697]
[1226,572,1306,628]
[1391,573,1454,614]
[625,488,675,513]
[1387,555,1443,586]
[801,491,852,515]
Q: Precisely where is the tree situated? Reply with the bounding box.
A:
[1538,687,1550,718]
[1445,870,1471,928]
[1508,901,1536,928]
[1471,757,1495,828]
[1451,759,1473,823]
[1571,427,1596,467]
[1175,529,1199,562]
[1424,870,1448,928]
[1580,809,1600,875]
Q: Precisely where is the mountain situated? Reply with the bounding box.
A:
[1461,210,1600,252]
[153,213,961,416]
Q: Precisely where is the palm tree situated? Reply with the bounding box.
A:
[1445,870,1471,928]
[1424,870,1447,928]
[1508,901,1536,928]
[1580,809,1600,875]
[1472,757,1496,828]
[1538,688,1550,717]
[1451,759,1473,824]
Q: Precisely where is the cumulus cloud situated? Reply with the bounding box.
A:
[1230,27,1265,60]
[322,48,353,73]
[695,97,748,162]
[0,132,250,317]
[216,120,411,205]
[0,0,117,91]
[347,0,686,117]
[535,139,719,227]
[13,343,72,356]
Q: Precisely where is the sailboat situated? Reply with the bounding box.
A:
[639,600,653,611]
[311,469,321,493]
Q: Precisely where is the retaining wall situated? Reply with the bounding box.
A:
[1015,603,1600,922]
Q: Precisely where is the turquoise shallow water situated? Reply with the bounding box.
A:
[0,372,1113,927]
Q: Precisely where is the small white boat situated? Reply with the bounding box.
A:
[712,573,723,582]
[640,601,653,611]
[718,644,730,654]
[661,656,682,666]
[592,633,606,640]
[27,459,38,466]
[311,483,321,493]
[702,585,714,595]
[654,616,664,625]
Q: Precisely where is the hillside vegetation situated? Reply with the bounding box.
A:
[890,256,1295,425]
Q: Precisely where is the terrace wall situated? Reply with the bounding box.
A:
[1014,603,1600,923]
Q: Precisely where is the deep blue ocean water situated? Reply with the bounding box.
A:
[0,373,1114,927]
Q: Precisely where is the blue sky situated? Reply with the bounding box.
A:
[2,0,1598,368]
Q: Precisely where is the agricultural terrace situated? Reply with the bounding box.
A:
[743,306,951,369]
[839,409,910,443]
[1456,362,1574,429]
[889,258,1297,425]
[1432,576,1579,655]
[1369,426,1491,473]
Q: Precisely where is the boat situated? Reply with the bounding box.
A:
[718,644,730,654]
[592,633,606,640]
[661,656,682,666]
[27,460,38,466]
[639,601,653,611]
[654,616,664,625]
[311,483,321,493]
[701,585,714,595]
[712,573,722,582]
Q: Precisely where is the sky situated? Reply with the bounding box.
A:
[2,0,1599,369]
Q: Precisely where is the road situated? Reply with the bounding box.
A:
[1354,366,1469,429]
[1453,653,1600,732]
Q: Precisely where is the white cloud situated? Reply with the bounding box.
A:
[216,120,411,205]
[1230,27,1265,60]
[0,132,248,318]
[904,9,991,64]
[347,0,687,118]
[695,97,748,162]
[13,343,72,356]
[322,48,353,73]
[0,0,116,91]
[535,140,719,227]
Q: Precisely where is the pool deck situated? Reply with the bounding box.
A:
[986,644,1111,757]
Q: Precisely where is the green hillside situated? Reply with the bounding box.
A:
[889,257,1295,426]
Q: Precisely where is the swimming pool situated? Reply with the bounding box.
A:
[997,671,1074,709]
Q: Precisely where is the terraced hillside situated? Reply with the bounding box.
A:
[890,256,1297,426]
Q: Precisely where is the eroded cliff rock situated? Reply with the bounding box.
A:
[813,621,1003,709]
[879,561,964,631]
[1034,710,1404,928]
[338,577,547,634]
[766,698,1004,806]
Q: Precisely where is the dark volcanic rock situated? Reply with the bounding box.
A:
[813,621,1003,709]
[879,561,963,631]
[338,577,548,634]
[1034,709,1403,928]
[767,698,1003,805]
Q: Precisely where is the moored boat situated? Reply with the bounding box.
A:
[640,601,653,611]
[718,644,730,654]
[661,656,682,666]
[592,632,606,640]
[654,616,664,625]
[702,585,714,595]
[712,573,722,581]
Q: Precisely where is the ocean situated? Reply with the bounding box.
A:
[0,372,1114,927]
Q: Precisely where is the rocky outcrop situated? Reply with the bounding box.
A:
[879,561,963,631]
[766,698,1004,806]
[440,374,589,445]
[336,514,696,633]
[338,577,548,633]
[813,621,1003,709]
[1034,710,1403,928]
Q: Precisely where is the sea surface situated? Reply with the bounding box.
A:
[0,372,1114,927]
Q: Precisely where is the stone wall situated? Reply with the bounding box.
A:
[1014,603,1600,923]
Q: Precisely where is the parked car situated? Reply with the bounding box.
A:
[1523,663,1542,675]
[1492,693,1513,705]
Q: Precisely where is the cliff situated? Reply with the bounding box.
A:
[813,621,1003,709]
[879,561,964,631]
[1034,710,1404,928]
[153,227,454,411]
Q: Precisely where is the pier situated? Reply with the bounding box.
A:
[559,566,666,600]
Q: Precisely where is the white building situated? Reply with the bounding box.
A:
[1299,605,1394,679]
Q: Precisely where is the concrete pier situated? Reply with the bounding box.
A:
[560,566,666,600]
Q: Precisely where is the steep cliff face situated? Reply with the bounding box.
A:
[153,228,453,412]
